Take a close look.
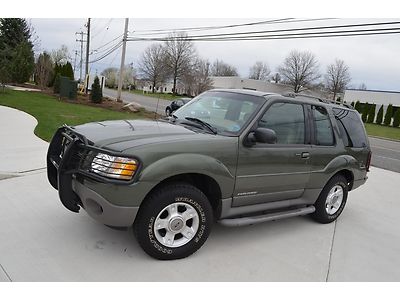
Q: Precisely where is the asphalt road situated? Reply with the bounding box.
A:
[369,137,400,173]
[1,105,400,281]
[103,88,171,114]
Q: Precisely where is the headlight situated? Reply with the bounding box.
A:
[90,153,138,181]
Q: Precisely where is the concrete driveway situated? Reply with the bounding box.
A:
[1,105,400,282]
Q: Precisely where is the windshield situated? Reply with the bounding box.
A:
[173,91,265,135]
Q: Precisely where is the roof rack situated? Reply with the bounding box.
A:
[283,93,354,109]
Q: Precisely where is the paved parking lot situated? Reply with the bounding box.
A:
[1,105,400,281]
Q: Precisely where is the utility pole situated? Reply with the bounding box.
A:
[85,18,91,93]
[73,50,78,75]
[117,18,129,102]
[75,31,86,82]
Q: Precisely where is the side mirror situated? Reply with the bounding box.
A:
[245,128,277,146]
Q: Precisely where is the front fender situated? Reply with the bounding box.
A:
[139,153,235,198]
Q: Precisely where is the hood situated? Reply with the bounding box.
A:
[73,119,205,151]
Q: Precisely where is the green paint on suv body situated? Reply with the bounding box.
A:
[47,89,370,236]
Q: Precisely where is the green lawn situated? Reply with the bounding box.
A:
[365,123,400,141]
[0,90,149,142]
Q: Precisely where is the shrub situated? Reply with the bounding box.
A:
[90,76,102,103]
[354,101,361,113]
[384,104,393,126]
[361,102,369,123]
[366,104,376,123]
[376,105,384,125]
[393,109,400,128]
[53,73,61,94]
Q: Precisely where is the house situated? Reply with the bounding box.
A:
[209,76,328,98]
[344,89,400,107]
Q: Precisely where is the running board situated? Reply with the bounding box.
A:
[218,206,315,227]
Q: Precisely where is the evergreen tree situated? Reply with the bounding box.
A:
[393,108,400,128]
[9,41,34,83]
[361,102,369,123]
[63,62,74,80]
[354,101,361,113]
[384,104,393,126]
[367,104,376,123]
[0,18,34,83]
[53,73,61,94]
[376,105,384,125]
[91,76,102,103]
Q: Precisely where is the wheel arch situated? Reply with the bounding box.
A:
[143,173,223,218]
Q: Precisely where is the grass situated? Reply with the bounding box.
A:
[365,123,400,141]
[0,90,149,142]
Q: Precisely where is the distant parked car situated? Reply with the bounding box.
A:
[165,98,191,116]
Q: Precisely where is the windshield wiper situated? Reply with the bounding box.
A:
[184,117,217,134]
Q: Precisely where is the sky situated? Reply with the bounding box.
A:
[29,18,400,92]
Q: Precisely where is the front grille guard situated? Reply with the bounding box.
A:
[47,125,141,213]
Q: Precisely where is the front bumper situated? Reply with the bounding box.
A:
[72,179,139,226]
[46,125,140,226]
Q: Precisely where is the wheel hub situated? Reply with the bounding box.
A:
[169,217,184,232]
[325,185,344,215]
[153,202,200,248]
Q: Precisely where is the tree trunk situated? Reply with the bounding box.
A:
[173,76,177,95]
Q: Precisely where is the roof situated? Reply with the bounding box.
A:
[346,88,400,95]
[209,88,278,97]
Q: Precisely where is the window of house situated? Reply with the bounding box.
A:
[259,102,305,144]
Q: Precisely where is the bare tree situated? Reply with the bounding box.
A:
[210,59,238,76]
[358,83,367,90]
[51,44,70,65]
[182,58,213,96]
[101,67,118,88]
[278,50,320,93]
[164,32,196,94]
[35,51,54,88]
[325,59,351,101]
[122,63,137,88]
[249,61,271,81]
[271,73,281,83]
[138,44,167,93]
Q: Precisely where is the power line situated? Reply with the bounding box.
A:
[127,20,400,41]
[91,18,113,39]
[89,42,122,63]
[91,34,123,52]
[131,18,335,35]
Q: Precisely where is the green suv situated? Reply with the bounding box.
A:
[47,89,371,260]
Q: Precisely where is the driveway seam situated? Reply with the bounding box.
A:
[325,220,337,282]
[0,264,12,282]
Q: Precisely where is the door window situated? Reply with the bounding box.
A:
[312,106,335,146]
[259,102,305,144]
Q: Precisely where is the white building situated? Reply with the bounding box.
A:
[344,89,400,108]
[210,76,327,98]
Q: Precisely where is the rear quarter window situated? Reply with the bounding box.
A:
[333,108,368,148]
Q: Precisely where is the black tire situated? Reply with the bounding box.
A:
[134,183,213,260]
[311,175,348,224]
[165,108,171,116]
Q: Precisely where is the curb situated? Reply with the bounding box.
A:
[368,135,400,143]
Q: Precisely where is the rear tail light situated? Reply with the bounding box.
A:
[366,151,372,172]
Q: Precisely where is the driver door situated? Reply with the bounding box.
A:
[233,101,312,207]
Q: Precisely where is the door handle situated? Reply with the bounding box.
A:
[296,152,310,159]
